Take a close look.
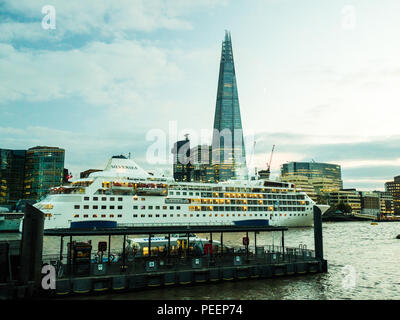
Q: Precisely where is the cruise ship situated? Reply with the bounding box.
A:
[33,156,329,230]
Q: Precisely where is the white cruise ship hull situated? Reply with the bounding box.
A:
[33,156,329,230]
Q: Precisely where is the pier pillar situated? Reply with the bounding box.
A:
[313,205,327,271]
[19,204,44,291]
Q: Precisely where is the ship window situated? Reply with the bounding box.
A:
[84,214,88,218]
[183,192,187,195]
[93,214,97,218]
[101,214,106,218]
[84,197,89,201]
[102,197,106,201]
[176,192,180,195]
[93,205,98,209]
[177,206,181,210]
[156,206,160,210]
[133,206,138,209]
[163,206,167,210]
[74,214,79,218]
[148,214,152,217]
[140,206,145,209]
[101,205,106,209]
[170,206,174,210]
[110,214,114,218]
[184,214,187,217]
[163,214,167,217]
[170,214,173,217]
[110,205,115,209]
[141,198,145,201]
[93,197,98,201]
[156,214,160,217]
[118,206,123,210]
[141,214,145,217]
[189,192,193,196]
[74,205,80,209]
[133,214,137,218]
[84,205,89,209]
[203,214,206,217]
[170,192,174,195]
[118,197,123,201]
[117,214,122,218]
[148,206,153,209]
[110,197,115,201]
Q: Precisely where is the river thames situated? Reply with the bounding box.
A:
[42,220,400,300]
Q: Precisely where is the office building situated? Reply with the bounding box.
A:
[279,175,318,202]
[210,31,247,182]
[326,189,361,214]
[190,144,212,183]
[24,146,65,201]
[171,136,192,182]
[359,191,380,217]
[385,176,400,215]
[0,149,26,207]
[373,191,394,216]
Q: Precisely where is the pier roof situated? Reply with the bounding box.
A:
[44,224,287,236]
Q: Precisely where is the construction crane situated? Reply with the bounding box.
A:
[266,144,275,174]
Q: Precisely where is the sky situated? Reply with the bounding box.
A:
[1,0,400,190]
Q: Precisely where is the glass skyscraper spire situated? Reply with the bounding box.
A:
[210,31,247,182]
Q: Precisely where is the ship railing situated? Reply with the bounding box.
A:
[118,222,234,228]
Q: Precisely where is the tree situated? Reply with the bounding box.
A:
[336,201,352,214]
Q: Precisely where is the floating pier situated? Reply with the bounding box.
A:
[0,205,327,299]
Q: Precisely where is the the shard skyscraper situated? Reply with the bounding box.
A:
[209,31,248,182]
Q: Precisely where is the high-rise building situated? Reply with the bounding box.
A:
[24,146,65,201]
[0,149,26,207]
[385,176,400,215]
[171,136,192,182]
[372,191,394,216]
[281,162,343,198]
[210,31,247,182]
[279,175,318,202]
[190,144,212,183]
[359,191,380,216]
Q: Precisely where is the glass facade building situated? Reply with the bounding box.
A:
[24,146,65,201]
[281,162,343,190]
[210,31,247,182]
[385,176,400,215]
[0,149,26,207]
[171,137,192,182]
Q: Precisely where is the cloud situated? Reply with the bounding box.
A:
[0,40,184,106]
[0,0,228,43]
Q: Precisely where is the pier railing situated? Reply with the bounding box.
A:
[42,244,316,279]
